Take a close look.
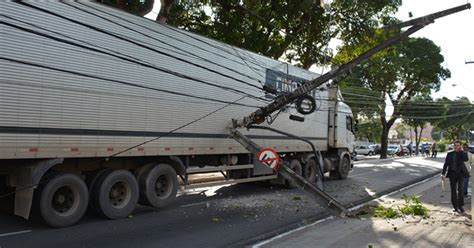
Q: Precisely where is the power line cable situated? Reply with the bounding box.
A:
[68,1,267,89]
[17,2,265,93]
[1,18,268,103]
[0,57,257,108]
[0,95,248,201]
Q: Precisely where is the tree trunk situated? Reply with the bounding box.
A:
[415,126,423,155]
[380,124,390,159]
[414,127,419,155]
[379,112,397,159]
[157,0,175,24]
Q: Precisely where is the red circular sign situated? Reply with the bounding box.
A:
[257,148,280,171]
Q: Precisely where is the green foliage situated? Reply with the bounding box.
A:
[166,0,401,69]
[356,117,382,142]
[399,194,429,217]
[97,0,154,16]
[372,194,429,219]
[292,195,302,201]
[437,143,446,152]
[400,96,447,153]
[373,204,399,218]
[334,34,450,158]
[434,97,474,141]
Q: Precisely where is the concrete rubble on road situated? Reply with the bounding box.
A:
[257,176,473,248]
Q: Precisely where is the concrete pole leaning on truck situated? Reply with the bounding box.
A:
[230,3,471,218]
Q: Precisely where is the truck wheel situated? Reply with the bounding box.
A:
[36,173,88,227]
[285,159,302,188]
[304,159,318,183]
[139,164,178,208]
[91,169,138,219]
[305,158,324,190]
[332,156,350,179]
[86,168,113,195]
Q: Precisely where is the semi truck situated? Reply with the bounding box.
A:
[1,1,468,228]
[0,1,355,227]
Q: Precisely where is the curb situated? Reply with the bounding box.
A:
[231,169,442,248]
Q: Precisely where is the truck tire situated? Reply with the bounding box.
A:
[331,156,350,179]
[304,158,324,189]
[91,169,138,219]
[86,168,113,196]
[285,159,302,188]
[36,173,89,228]
[304,158,318,183]
[139,164,178,208]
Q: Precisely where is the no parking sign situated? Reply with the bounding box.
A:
[257,148,280,171]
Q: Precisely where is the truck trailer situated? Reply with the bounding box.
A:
[0,1,357,227]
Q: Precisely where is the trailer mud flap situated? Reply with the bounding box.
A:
[10,158,64,219]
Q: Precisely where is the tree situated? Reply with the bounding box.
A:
[165,0,401,69]
[157,0,176,23]
[334,35,450,159]
[400,96,446,154]
[97,0,155,16]
[435,97,473,141]
[394,123,407,140]
[355,116,383,143]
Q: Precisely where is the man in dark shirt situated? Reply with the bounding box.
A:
[442,140,469,212]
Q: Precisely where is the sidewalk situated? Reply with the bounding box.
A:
[256,176,473,248]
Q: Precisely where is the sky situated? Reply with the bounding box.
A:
[144,1,474,102]
[395,0,474,101]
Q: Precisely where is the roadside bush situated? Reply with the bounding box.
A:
[437,144,446,152]
[399,194,429,217]
[371,194,429,219]
[373,205,399,218]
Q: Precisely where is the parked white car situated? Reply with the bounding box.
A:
[355,145,375,156]
[387,145,398,155]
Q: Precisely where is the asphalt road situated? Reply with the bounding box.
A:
[0,155,444,248]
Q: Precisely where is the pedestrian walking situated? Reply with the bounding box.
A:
[442,140,469,213]
[462,143,473,197]
[421,145,426,157]
[426,144,431,157]
[431,142,438,158]
[407,142,413,157]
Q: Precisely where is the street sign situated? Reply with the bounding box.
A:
[256,148,280,171]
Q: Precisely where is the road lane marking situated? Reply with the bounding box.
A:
[0,230,32,238]
[251,216,335,248]
[351,176,404,184]
[180,201,213,208]
[350,170,382,177]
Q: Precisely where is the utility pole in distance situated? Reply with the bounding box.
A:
[465,60,474,228]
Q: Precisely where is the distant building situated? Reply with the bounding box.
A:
[389,123,434,144]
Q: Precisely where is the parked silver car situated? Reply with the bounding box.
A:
[355,145,375,156]
[387,145,398,155]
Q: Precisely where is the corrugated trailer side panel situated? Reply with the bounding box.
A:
[0,1,330,159]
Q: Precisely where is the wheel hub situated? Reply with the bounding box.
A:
[155,175,170,197]
[52,186,77,215]
[109,181,130,208]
